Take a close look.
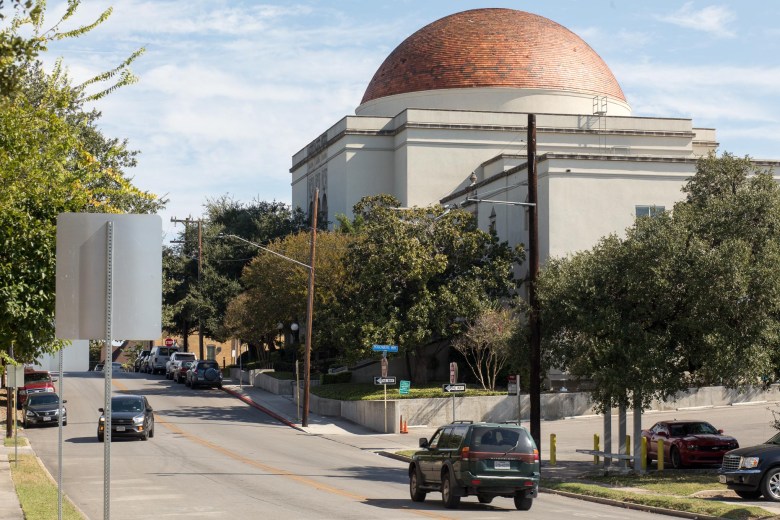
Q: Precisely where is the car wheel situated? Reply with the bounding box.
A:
[97,432,104,442]
[63,420,67,426]
[23,416,28,429]
[735,490,762,499]
[409,467,426,502]
[149,420,155,438]
[670,447,683,469]
[441,471,460,509]
[762,468,780,501]
[477,494,493,504]
[141,427,149,441]
[514,492,533,510]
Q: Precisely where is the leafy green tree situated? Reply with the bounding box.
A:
[325,195,522,384]
[538,153,780,412]
[223,230,351,363]
[162,198,309,350]
[0,2,156,363]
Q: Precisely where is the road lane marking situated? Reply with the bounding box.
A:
[112,379,453,518]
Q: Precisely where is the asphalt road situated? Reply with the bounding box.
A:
[23,371,681,519]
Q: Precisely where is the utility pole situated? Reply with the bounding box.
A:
[171,217,204,359]
[527,114,541,452]
[303,188,319,427]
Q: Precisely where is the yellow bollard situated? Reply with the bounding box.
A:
[593,434,600,465]
[550,434,557,466]
[658,439,664,471]
[641,437,648,471]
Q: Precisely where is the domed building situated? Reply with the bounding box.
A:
[291,8,724,261]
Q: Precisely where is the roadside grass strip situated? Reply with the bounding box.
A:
[9,454,84,520]
[4,436,28,448]
[542,479,774,520]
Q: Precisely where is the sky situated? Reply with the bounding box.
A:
[26,0,780,239]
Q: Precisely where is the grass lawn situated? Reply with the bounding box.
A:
[312,382,504,400]
[4,435,28,448]
[542,473,775,520]
[10,454,84,520]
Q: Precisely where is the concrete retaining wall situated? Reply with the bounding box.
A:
[252,371,780,434]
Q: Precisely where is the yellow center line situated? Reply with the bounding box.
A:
[111,379,453,519]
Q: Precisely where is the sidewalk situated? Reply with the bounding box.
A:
[0,436,26,520]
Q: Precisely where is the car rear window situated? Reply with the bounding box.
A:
[177,353,196,360]
[157,347,177,356]
[470,426,534,452]
[199,361,219,369]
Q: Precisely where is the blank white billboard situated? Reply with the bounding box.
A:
[55,213,162,340]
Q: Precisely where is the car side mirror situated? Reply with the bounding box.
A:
[98,408,104,413]
[52,378,58,382]
[718,429,724,434]
[146,407,153,412]
[419,438,429,448]
[62,400,67,404]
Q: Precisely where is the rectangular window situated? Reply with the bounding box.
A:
[635,205,665,218]
[207,345,216,360]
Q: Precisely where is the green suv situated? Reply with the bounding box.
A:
[408,420,540,510]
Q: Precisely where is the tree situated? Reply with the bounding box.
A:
[0,2,156,363]
[452,305,517,390]
[538,153,780,412]
[223,230,351,364]
[162,197,309,349]
[324,195,522,384]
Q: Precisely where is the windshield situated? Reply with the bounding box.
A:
[112,398,145,413]
[28,394,60,406]
[766,432,780,445]
[25,372,52,383]
[669,422,718,436]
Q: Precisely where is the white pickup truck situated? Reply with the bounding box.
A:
[165,351,197,379]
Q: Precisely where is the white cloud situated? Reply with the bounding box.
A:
[655,2,736,38]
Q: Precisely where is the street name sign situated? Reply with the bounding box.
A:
[443,383,466,393]
[374,376,397,385]
[372,345,399,353]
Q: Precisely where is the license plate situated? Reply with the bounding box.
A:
[718,475,727,484]
[43,417,51,422]
[116,426,125,432]
[494,460,510,470]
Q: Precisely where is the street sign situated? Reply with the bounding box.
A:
[400,380,410,395]
[381,357,388,378]
[374,376,397,385]
[372,344,398,353]
[7,365,25,388]
[164,337,174,347]
[450,362,458,384]
[443,383,466,393]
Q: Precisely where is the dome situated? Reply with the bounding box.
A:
[359,8,627,114]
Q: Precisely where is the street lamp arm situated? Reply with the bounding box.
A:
[218,233,312,270]
[464,197,536,207]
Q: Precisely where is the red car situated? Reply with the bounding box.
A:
[16,369,57,409]
[642,420,738,468]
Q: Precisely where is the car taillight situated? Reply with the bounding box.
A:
[460,446,470,461]
[533,449,539,462]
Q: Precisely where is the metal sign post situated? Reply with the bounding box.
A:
[103,221,114,520]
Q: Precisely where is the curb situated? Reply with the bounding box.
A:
[540,487,725,520]
[221,387,305,432]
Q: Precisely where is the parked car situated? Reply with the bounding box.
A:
[93,363,104,372]
[17,369,57,409]
[145,345,179,375]
[97,395,154,442]
[23,393,67,428]
[186,360,223,389]
[408,420,539,510]
[642,420,738,468]
[165,351,197,380]
[720,431,780,500]
[134,350,151,372]
[172,360,194,384]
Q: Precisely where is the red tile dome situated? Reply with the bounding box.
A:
[361,8,626,105]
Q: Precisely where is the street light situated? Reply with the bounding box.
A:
[218,188,319,427]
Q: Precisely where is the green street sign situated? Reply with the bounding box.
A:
[400,380,410,395]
